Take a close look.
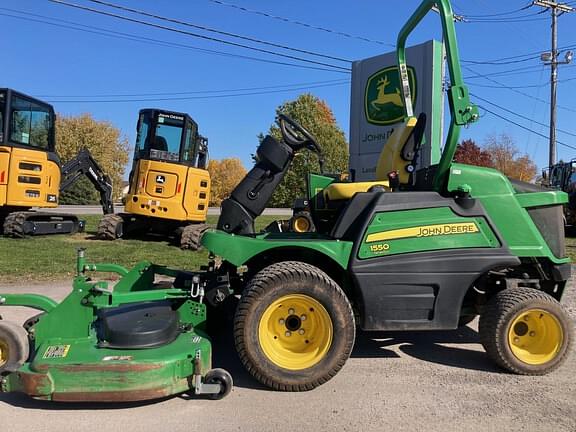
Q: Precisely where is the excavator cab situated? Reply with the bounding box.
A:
[0,88,60,212]
[132,109,208,169]
[0,88,114,236]
[99,109,211,249]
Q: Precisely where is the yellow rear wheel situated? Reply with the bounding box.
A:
[479,287,572,375]
[258,294,333,370]
[508,309,563,365]
[235,261,355,391]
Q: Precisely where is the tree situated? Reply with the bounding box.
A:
[454,139,494,168]
[207,158,247,206]
[260,94,349,207]
[56,113,129,203]
[60,176,100,205]
[485,133,537,182]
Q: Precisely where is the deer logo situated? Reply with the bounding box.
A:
[371,76,404,111]
[365,66,417,125]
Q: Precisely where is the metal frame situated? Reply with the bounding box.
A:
[395,0,479,192]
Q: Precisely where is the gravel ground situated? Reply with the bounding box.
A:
[0,276,574,432]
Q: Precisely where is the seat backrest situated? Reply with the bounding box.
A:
[374,113,426,186]
[151,136,168,151]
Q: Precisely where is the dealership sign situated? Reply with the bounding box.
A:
[349,40,444,181]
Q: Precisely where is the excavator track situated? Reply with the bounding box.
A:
[97,214,125,240]
[3,211,79,237]
[179,223,209,250]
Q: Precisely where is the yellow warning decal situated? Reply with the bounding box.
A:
[366,222,479,243]
[43,345,71,359]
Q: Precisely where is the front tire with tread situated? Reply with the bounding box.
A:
[234,261,355,391]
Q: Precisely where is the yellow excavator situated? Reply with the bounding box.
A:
[97,109,210,249]
[0,88,113,236]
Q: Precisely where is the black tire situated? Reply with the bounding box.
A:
[180,224,208,250]
[204,368,233,400]
[234,261,355,391]
[0,321,30,373]
[479,287,573,375]
[97,214,124,240]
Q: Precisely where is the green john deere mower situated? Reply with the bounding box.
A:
[0,0,572,400]
[0,250,232,402]
[199,0,573,390]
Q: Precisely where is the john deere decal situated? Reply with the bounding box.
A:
[365,66,417,125]
[366,222,479,243]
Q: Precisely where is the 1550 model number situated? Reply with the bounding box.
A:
[369,243,390,253]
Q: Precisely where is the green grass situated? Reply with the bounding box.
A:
[565,236,576,262]
[0,215,279,283]
[2,216,574,283]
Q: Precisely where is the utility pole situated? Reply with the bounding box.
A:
[532,1,574,167]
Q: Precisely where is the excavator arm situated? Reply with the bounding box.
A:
[60,148,114,214]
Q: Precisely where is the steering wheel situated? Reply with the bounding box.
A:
[278,114,322,154]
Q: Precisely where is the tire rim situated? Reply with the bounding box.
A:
[293,217,310,233]
[0,339,8,368]
[508,308,563,365]
[258,294,333,370]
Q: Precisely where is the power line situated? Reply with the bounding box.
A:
[41,81,350,103]
[461,3,532,18]
[461,0,546,51]
[0,9,347,74]
[466,16,549,23]
[85,0,351,63]
[204,0,395,47]
[37,79,349,98]
[48,0,351,72]
[464,65,576,114]
[464,64,547,79]
[479,105,576,151]
[470,92,576,137]
[465,63,574,79]
[461,42,576,65]
[47,0,576,72]
[469,75,576,89]
[462,56,538,65]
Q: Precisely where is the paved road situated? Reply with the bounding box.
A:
[36,205,293,216]
[0,279,574,432]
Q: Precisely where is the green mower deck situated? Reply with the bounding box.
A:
[0,250,232,402]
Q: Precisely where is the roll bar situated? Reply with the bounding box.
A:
[396,0,479,192]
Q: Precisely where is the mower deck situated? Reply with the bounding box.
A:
[2,330,212,402]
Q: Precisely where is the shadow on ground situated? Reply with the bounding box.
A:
[352,325,499,373]
[0,324,498,410]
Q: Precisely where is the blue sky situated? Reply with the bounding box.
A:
[1,0,575,175]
